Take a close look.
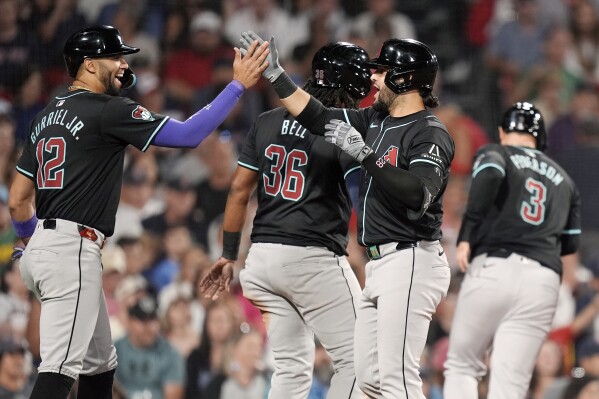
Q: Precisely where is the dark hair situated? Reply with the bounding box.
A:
[421,90,440,108]
[302,79,361,109]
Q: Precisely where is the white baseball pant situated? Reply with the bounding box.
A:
[240,243,363,399]
[354,240,450,398]
[19,219,117,379]
[443,252,560,399]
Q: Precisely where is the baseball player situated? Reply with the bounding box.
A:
[237,32,455,399]
[443,102,581,399]
[200,42,371,399]
[7,25,268,399]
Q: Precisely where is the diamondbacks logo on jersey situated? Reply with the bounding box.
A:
[132,105,155,121]
[376,146,399,168]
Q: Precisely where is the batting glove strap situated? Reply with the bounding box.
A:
[356,145,373,163]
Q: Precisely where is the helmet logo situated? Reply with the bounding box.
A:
[315,69,325,85]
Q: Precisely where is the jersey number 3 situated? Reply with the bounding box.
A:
[36,138,66,189]
[520,177,547,225]
[263,144,308,201]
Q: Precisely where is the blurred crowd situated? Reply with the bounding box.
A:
[2,0,599,398]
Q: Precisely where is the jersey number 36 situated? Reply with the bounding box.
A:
[263,144,308,202]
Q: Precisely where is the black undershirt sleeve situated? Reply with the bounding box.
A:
[295,96,332,136]
[457,168,504,243]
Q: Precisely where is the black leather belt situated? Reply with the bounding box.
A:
[486,248,512,258]
[366,242,418,260]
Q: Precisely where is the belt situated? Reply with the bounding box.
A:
[366,241,418,260]
[486,248,512,258]
[42,219,106,248]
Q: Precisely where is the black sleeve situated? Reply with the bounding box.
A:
[237,120,259,171]
[457,146,507,243]
[295,96,370,137]
[101,97,169,152]
[561,186,581,256]
[361,154,424,210]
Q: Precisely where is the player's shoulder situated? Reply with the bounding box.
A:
[476,143,505,157]
[255,107,286,123]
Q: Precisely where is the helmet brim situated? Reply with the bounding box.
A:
[85,44,140,59]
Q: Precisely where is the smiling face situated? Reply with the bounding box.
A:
[88,55,129,96]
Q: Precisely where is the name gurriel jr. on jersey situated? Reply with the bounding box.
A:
[30,109,85,144]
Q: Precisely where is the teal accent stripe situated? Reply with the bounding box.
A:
[472,163,505,178]
[142,116,170,152]
[344,165,361,180]
[562,229,582,235]
[16,166,33,178]
[55,92,88,100]
[238,161,258,171]
[410,158,441,168]
[343,109,350,124]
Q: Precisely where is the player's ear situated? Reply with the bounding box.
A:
[83,58,97,74]
[498,127,507,144]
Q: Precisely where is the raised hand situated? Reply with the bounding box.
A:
[239,31,284,82]
[324,119,373,162]
[233,39,270,89]
[199,257,235,300]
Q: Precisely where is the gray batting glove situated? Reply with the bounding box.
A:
[240,31,284,82]
[324,119,373,163]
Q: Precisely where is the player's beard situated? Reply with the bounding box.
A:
[372,84,394,113]
[98,64,121,96]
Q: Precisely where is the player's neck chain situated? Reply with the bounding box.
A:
[68,85,92,92]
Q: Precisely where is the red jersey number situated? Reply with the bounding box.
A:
[520,177,546,225]
[36,138,66,189]
[263,144,308,202]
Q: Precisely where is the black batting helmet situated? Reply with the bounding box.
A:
[312,42,371,99]
[366,38,438,94]
[501,102,547,151]
[63,25,139,78]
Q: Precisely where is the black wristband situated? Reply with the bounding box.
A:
[272,73,298,98]
[222,231,241,260]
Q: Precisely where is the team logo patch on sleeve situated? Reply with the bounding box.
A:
[132,105,155,121]
[376,145,399,168]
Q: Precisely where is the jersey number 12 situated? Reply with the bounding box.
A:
[263,144,308,201]
[36,137,66,189]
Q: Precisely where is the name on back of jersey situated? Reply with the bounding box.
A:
[509,154,564,186]
[281,119,306,138]
[30,110,85,144]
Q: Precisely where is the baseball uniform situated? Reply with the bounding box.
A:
[237,108,362,399]
[296,105,455,398]
[16,90,168,379]
[444,143,581,399]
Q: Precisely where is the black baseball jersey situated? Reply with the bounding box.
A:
[16,89,169,236]
[238,108,359,255]
[303,107,454,246]
[458,144,581,274]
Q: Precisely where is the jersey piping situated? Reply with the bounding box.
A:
[361,118,418,246]
[16,165,33,178]
[344,165,361,180]
[472,163,506,178]
[238,161,259,171]
[141,116,170,152]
